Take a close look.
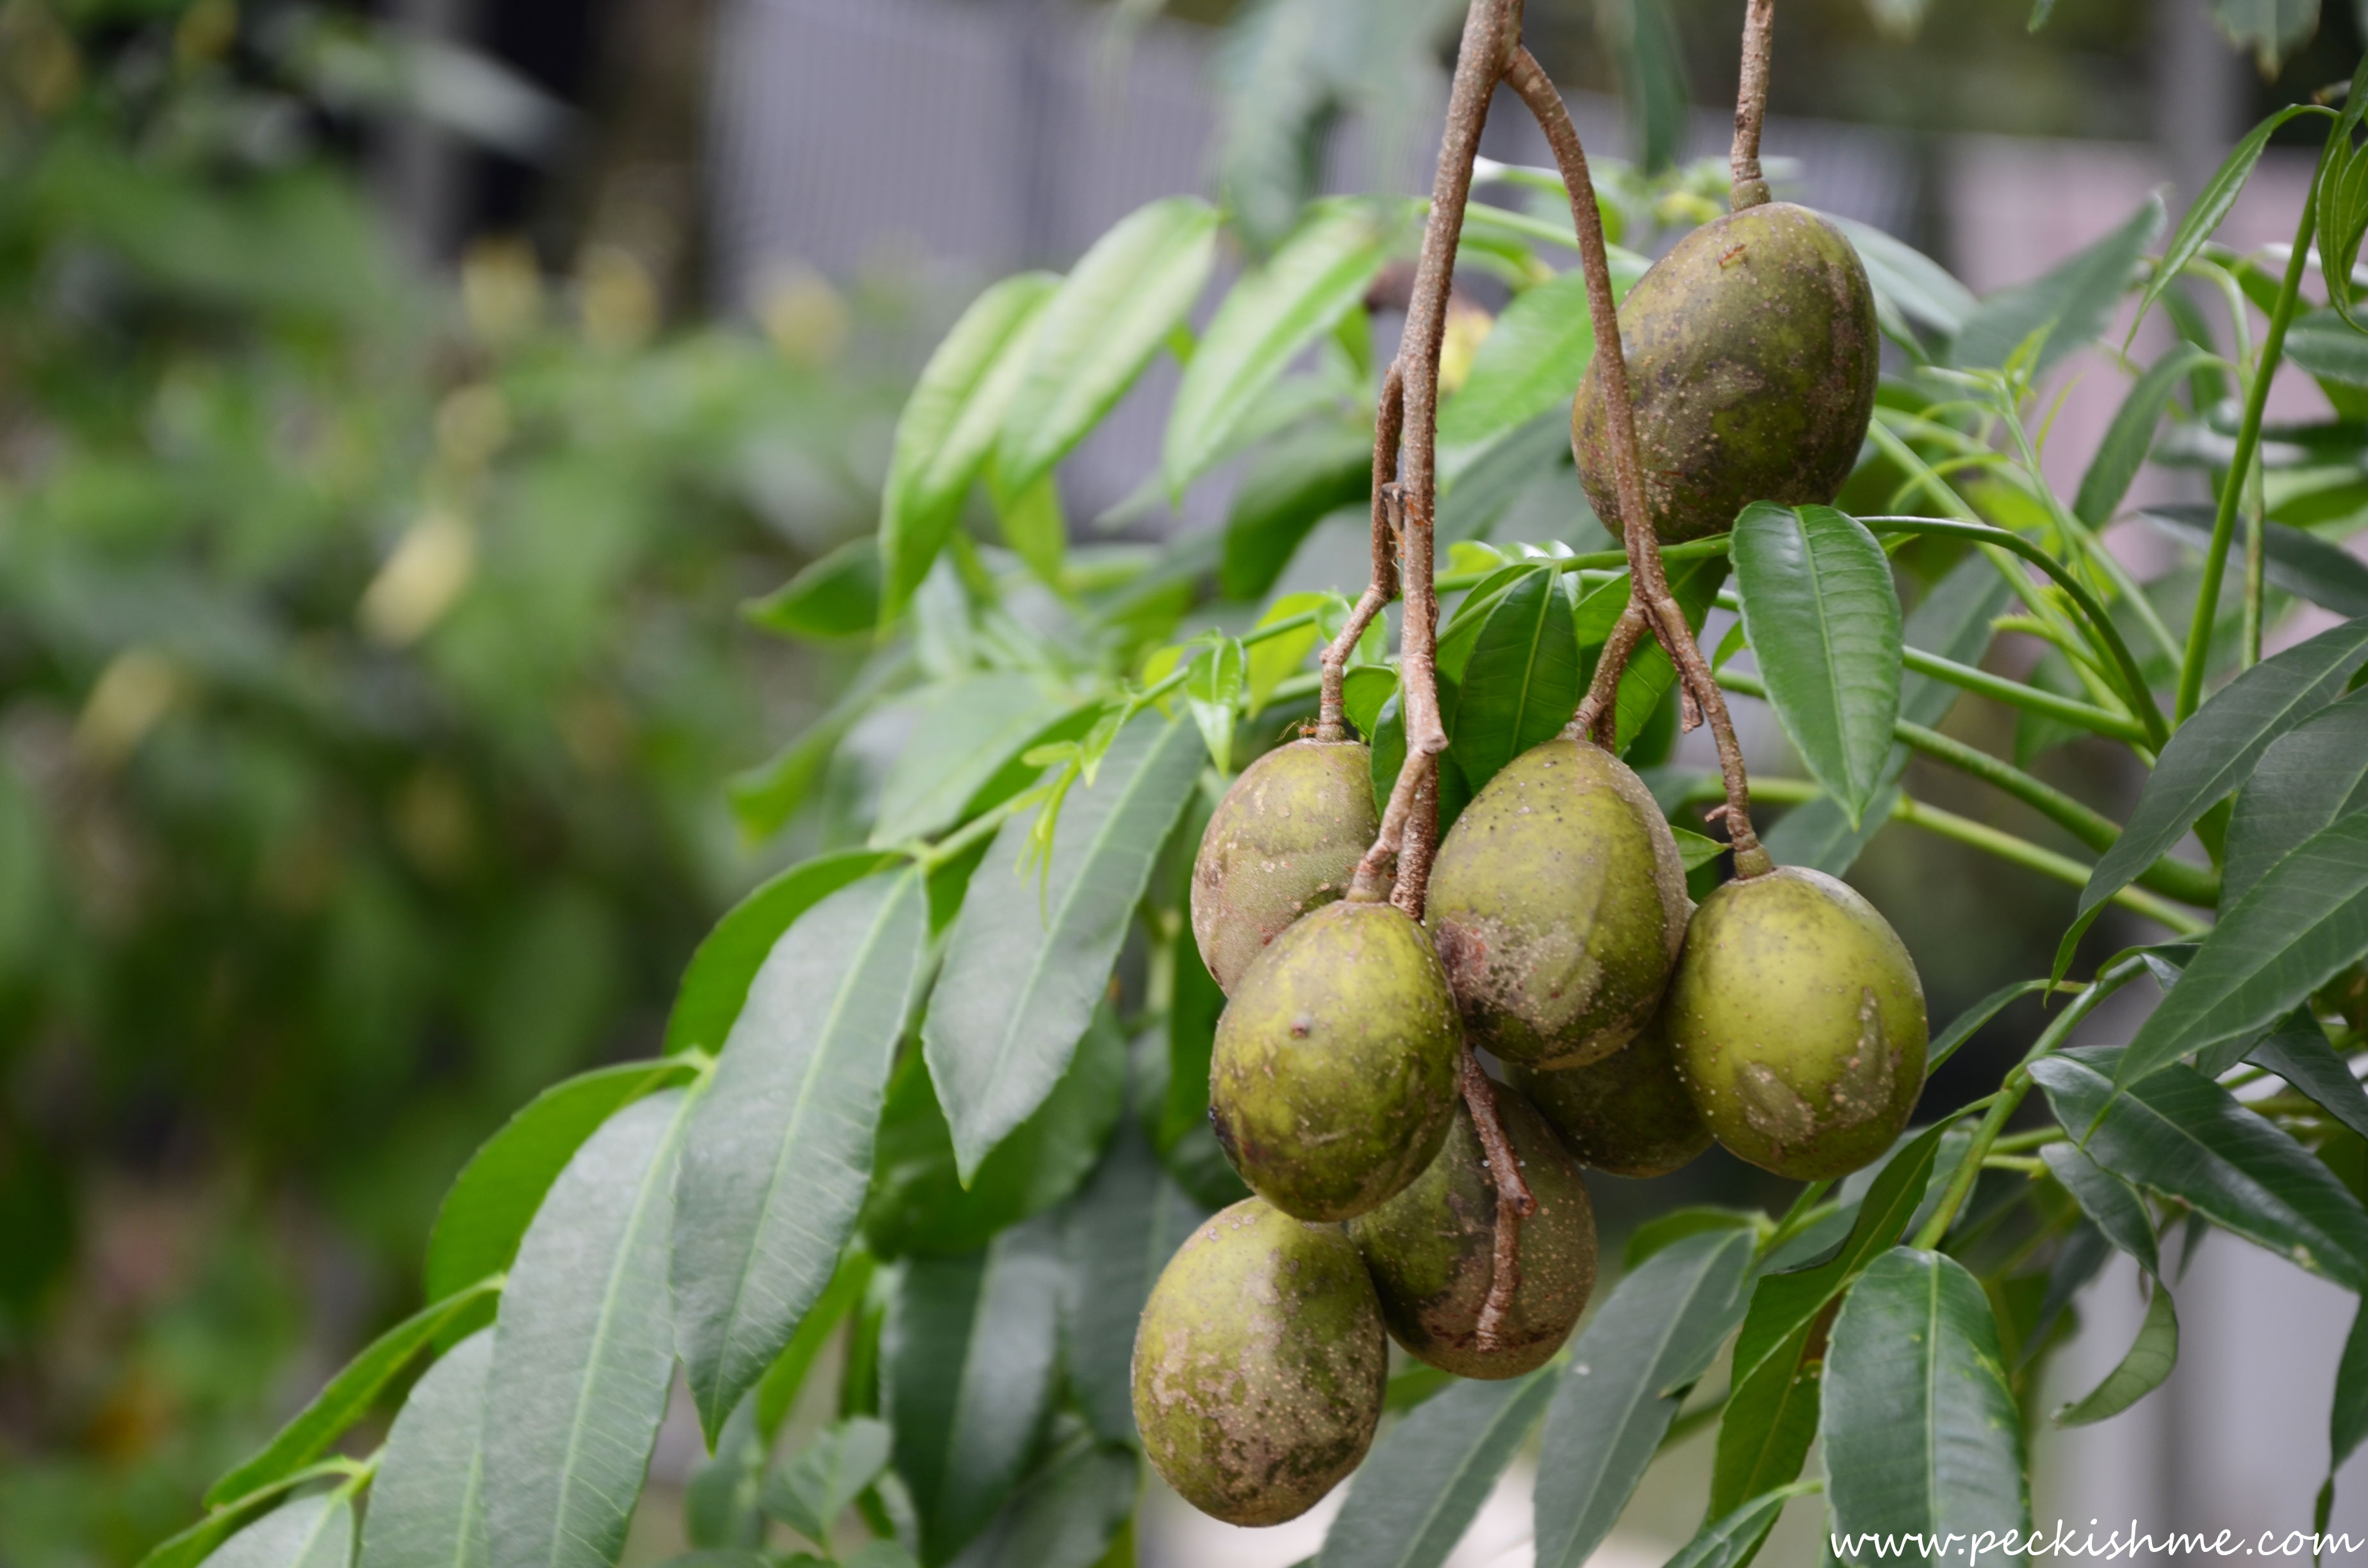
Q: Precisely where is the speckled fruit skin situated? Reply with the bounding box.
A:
[1131,1198,1387,1526]
[1424,739,1690,1068]
[1192,739,1381,994]
[1572,202,1879,545]
[1509,1012,1713,1178]
[1210,899,1462,1221]
[1665,867,1927,1180]
[1347,1089,1597,1378]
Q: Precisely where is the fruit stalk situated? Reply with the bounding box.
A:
[1729,0,1775,211]
[1316,364,1405,742]
[1458,1047,1539,1353]
[1505,48,1772,878]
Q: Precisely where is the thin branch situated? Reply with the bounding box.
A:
[1317,365,1405,740]
[1460,1048,1536,1355]
[1569,603,1648,747]
[1350,749,1434,903]
[1730,0,1775,209]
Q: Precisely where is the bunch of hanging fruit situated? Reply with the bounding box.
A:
[1129,0,1930,1527]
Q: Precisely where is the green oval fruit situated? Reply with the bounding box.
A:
[1192,739,1380,994]
[1210,899,1462,1221]
[1572,202,1879,544]
[1347,1088,1597,1378]
[1509,1012,1712,1178]
[1132,1198,1388,1526]
[1424,738,1690,1068]
[1665,867,1927,1180]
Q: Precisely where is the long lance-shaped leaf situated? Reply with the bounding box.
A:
[1447,564,1579,794]
[878,274,1059,623]
[1823,1249,2030,1564]
[2324,1301,2368,1531]
[358,1330,495,1568]
[2065,615,2368,978]
[871,676,1079,849]
[2224,688,2368,905]
[1664,1483,1821,1568]
[1319,1370,1555,1568]
[1953,194,2164,375]
[1165,199,1401,491]
[1531,1229,1757,1568]
[2247,1015,2368,1142]
[1436,254,1647,450]
[2032,1048,2368,1291]
[923,709,1201,1178]
[2053,1278,2178,1427]
[1826,213,1975,338]
[2074,343,2217,527]
[1060,1118,1210,1446]
[206,1278,500,1505]
[943,1430,1137,1568]
[2041,1143,2160,1278]
[996,198,1221,498]
[662,850,905,1058]
[675,870,929,1439]
[2144,505,2368,620]
[2117,810,2368,1082]
[486,1088,696,1568]
[2130,104,2330,338]
[1732,503,1902,828]
[200,1494,354,1568]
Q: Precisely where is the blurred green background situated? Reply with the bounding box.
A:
[0,0,2354,1561]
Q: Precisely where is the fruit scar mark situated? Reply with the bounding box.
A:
[1718,243,1748,268]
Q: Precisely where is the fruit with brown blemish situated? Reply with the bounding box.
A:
[1663,866,1927,1180]
[1192,739,1381,993]
[1208,899,1463,1221]
[1347,1088,1597,1378]
[1131,1198,1388,1526]
[1423,737,1691,1068]
[1509,1011,1712,1178]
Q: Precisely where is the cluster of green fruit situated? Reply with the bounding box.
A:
[1129,202,1920,1528]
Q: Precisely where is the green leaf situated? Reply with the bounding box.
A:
[1060,1118,1212,1446]
[873,677,1079,849]
[2247,1013,2368,1141]
[866,1005,1128,1259]
[2031,1049,2368,1290]
[2326,135,2368,332]
[992,475,1067,585]
[2041,1143,2160,1277]
[2206,0,2321,74]
[674,870,930,1438]
[1167,200,1399,490]
[485,1088,696,1568]
[1595,555,1727,756]
[885,1217,1066,1563]
[1446,564,1580,794]
[2074,615,2368,938]
[2142,505,2368,620]
[997,198,1222,498]
[1436,411,1580,544]
[2054,1278,2178,1426]
[1185,637,1247,772]
[2117,810,2368,1082]
[1342,666,1397,742]
[1220,424,1374,601]
[666,851,905,1059]
[1713,1125,1948,1517]
[1731,503,1903,828]
[201,1495,354,1568]
[1822,1249,2030,1558]
[757,1253,875,1437]
[2226,689,2368,906]
[1436,257,1645,451]
[1531,1229,1757,1568]
[744,538,883,641]
[2335,1299,2368,1477]
[1825,214,1975,339]
[2074,344,2216,527]
[2133,105,2328,336]
[923,710,1202,1179]
[1246,592,1339,714]
[880,274,1061,623]
[1622,1207,1761,1272]
[426,1060,693,1306]
[1953,194,2165,375]
[1317,1370,1555,1568]
[358,1330,493,1568]
[208,1280,500,1506]
[762,1418,893,1544]
[2287,307,2368,386]
[1663,1483,1821,1568]
[683,1398,766,1551]
[942,1430,1137,1568]
[1928,978,2051,1074]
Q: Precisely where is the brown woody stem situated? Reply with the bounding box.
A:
[1461,1047,1536,1354]
[1349,749,1433,902]
[1730,0,1775,210]
[1506,47,1770,878]
[1317,364,1406,742]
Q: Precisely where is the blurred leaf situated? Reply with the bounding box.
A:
[763,1418,894,1545]
[2327,135,2368,332]
[1167,201,1400,490]
[2206,0,2322,74]
[1822,1250,2030,1552]
[2288,307,2368,386]
[1437,410,1579,544]
[758,1254,876,1437]
[484,1089,695,1568]
[745,539,884,641]
[1597,0,1688,171]
[1732,503,1903,828]
[873,677,1080,848]
[665,851,907,1058]
[684,1397,768,1551]
[1159,922,1229,1154]
[1623,1207,1761,1273]
[1825,214,1976,338]
[1447,565,1580,793]
[998,199,1221,498]
[2032,1049,2368,1290]
[1317,1370,1555,1568]
[425,1059,693,1307]
[2332,1301,2368,1497]
[942,1429,1137,1568]
[1060,1119,1212,1445]
[923,711,1202,1179]
[2135,107,2326,336]
[729,655,920,840]
[885,1218,1066,1563]
[200,1495,354,1568]
[2116,810,2368,1083]
[994,476,1068,585]
[1221,425,1374,600]
[1437,256,1645,450]
[1185,637,1248,772]
[2054,1279,2178,1426]
[866,1006,1127,1259]
[356,1330,494,1568]
[2075,345,2216,527]
[1342,665,1399,742]
[1246,592,1336,712]
[1531,1230,1757,1568]
[2041,1143,2160,1277]
[2247,1015,2368,1141]
[1665,1483,1820,1568]
[1928,978,2053,1075]
[2144,505,2368,619]
[880,274,1061,623]
[1953,195,2164,375]
[675,871,929,1439]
